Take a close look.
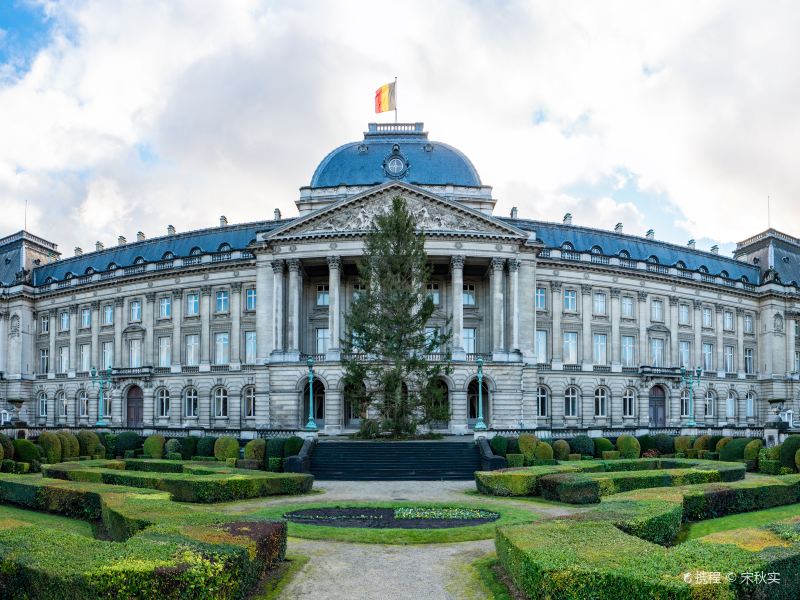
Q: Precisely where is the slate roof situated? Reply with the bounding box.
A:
[0,245,21,286]
[774,242,800,286]
[503,218,762,282]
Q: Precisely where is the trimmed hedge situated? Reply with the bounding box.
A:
[539,473,599,504]
[636,434,655,452]
[115,432,142,456]
[266,438,286,460]
[519,434,538,465]
[593,437,613,458]
[552,440,570,461]
[0,434,13,460]
[490,435,508,457]
[780,435,800,471]
[601,451,620,460]
[715,436,733,453]
[244,439,266,463]
[674,436,692,453]
[533,441,554,461]
[506,454,524,468]
[38,432,62,464]
[743,439,763,461]
[11,439,39,463]
[214,436,240,461]
[76,431,100,457]
[59,431,80,460]
[719,437,754,462]
[142,435,166,459]
[196,436,217,457]
[180,436,199,460]
[284,436,304,457]
[652,433,674,455]
[569,435,594,456]
[616,435,640,459]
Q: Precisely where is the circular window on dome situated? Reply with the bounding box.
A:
[383,147,409,178]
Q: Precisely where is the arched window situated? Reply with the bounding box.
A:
[190,247,203,256]
[78,390,89,418]
[561,242,574,250]
[746,392,756,418]
[594,388,607,417]
[157,388,170,418]
[675,261,686,270]
[184,387,198,418]
[680,389,691,417]
[244,386,256,418]
[64,272,73,280]
[57,391,67,417]
[214,387,229,418]
[618,250,630,258]
[646,255,659,264]
[564,387,578,417]
[85,267,94,275]
[590,246,603,255]
[726,392,736,419]
[537,386,549,417]
[698,266,708,274]
[741,275,750,283]
[622,389,635,417]
[107,262,118,271]
[218,243,231,252]
[720,270,729,279]
[38,393,48,417]
[704,391,715,417]
[134,257,146,265]
[162,251,174,260]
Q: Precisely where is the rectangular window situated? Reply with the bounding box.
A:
[702,307,713,328]
[426,283,440,305]
[650,338,664,367]
[79,344,90,372]
[39,396,47,417]
[463,284,476,306]
[186,293,200,316]
[214,332,230,364]
[246,288,256,311]
[795,350,800,374]
[352,283,366,301]
[424,327,440,353]
[724,345,735,373]
[316,328,330,354]
[40,314,49,333]
[159,297,171,319]
[103,304,114,325]
[215,290,229,313]
[102,341,113,370]
[158,337,171,368]
[621,296,634,318]
[702,342,714,371]
[623,392,635,417]
[744,347,754,374]
[129,339,142,368]
[81,308,91,329]
[563,290,577,311]
[129,300,141,323]
[60,312,70,331]
[58,346,69,373]
[593,333,607,364]
[621,336,636,367]
[593,292,607,315]
[185,335,200,366]
[39,348,49,373]
[651,299,664,322]
[316,284,330,306]
[723,310,734,331]
[535,287,547,310]
[79,393,88,418]
[744,314,754,334]
[679,340,691,368]
[535,330,548,363]
[463,328,476,354]
[563,331,578,364]
[245,331,257,364]
[679,303,690,325]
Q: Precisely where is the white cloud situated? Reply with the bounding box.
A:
[0,0,798,253]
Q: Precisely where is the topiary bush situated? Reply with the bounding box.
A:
[180,436,199,460]
[744,439,763,461]
[196,436,218,457]
[142,435,166,459]
[780,435,800,471]
[637,435,655,452]
[553,440,570,461]
[593,437,614,458]
[1,458,13,472]
[266,438,286,461]
[719,437,753,462]
[12,439,40,463]
[674,436,692,453]
[616,435,641,459]
[653,434,674,455]
[708,435,725,452]
[0,433,14,460]
[568,453,581,461]
[534,441,554,461]
[519,434,538,465]
[165,438,182,456]
[283,436,304,457]
[165,452,182,460]
[693,435,711,451]
[716,436,733,453]
[214,436,240,461]
[55,433,72,461]
[62,431,80,459]
[490,435,509,457]
[766,444,781,460]
[101,433,117,458]
[268,457,282,472]
[602,451,620,460]
[507,437,520,455]
[76,431,100,457]
[569,435,594,457]
[506,454,524,468]
[244,439,266,463]
[115,432,142,456]
[38,432,62,464]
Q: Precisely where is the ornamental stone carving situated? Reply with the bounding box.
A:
[581,285,592,295]
[450,255,465,270]
[327,256,341,269]
[610,288,621,298]
[508,259,521,272]
[774,313,784,333]
[271,260,284,274]
[637,291,648,302]
[490,257,505,271]
[287,259,301,272]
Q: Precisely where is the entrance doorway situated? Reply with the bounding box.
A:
[302,380,326,428]
[126,385,144,426]
[648,385,666,427]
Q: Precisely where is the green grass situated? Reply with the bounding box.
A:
[243,500,540,544]
[681,502,800,541]
[470,554,514,600]
[0,504,94,537]
[251,554,309,600]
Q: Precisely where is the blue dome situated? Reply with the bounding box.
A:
[309,123,482,188]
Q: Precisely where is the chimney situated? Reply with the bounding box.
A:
[563,212,573,225]
[274,208,281,221]
[646,229,655,240]
[167,225,176,236]
[614,222,623,234]
[74,247,83,257]
[687,239,696,249]
[710,244,719,254]
[118,236,127,246]
[219,215,228,227]
[510,206,518,219]
[136,231,145,242]
[95,241,104,252]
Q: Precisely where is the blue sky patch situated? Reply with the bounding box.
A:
[0,1,52,79]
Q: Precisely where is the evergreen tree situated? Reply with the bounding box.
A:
[341,196,452,436]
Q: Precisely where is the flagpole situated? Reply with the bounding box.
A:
[394,76,397,124]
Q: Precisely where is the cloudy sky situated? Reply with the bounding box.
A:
[0,1,798,258]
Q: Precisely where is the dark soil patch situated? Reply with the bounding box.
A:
[283,507,499,529]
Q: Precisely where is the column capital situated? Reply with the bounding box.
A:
[145,292,157,303]
[450,255,465,270]
[287,258,301,272]
[172,289,183,299]
[69,304,79,315]
[669,296,679,306]
[693,299,703,310]
[200,285,212,296]
[610,287,621,298]
[0,310,8,320]
[637,291,648,302]
[271,259,285,274]
[581,284,592,295]
[714,303,724,312]
[736,307,745,316]
[90,301,101,310]
[327,255,341,269]
[508,259,521,272]
[114,298,125,308]
[490,257,505,271]
[550,281,562,292]
[231,282,243,293]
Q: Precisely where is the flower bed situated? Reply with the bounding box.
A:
[284,506,499,529]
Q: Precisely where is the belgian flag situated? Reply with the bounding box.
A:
[374,81,397,114]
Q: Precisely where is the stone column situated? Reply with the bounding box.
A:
[693,300,703,370]
[715,304,724,373]
[787,314,796,374]
[231,283,242,366]
[736,308,745,376]
[144,293,155,366]
[255,257,274,363]
[551,282,563,367]
[610,288,621,367]
[581,285,592,366]
[451,256,465,358]
[509,259,520,352]
[171,291,182,367]
[114,299,123,368]
[638,292,648,365]
[143,386,154,427]
[288,259,301,352]
[68,305,78,372]
[90,301,100,369]
[0,312,7,374]
[490,258,505,352]
[327,256,341,357]
[200,286,211,366]
[48,309,56,374]
[669,296,679,367]
[271,260,285,352]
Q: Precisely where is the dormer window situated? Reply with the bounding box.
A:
[134,257,146,265]
[107,262,118,271]
[561,242,574,250]
[162,251,174,260]
[698,266,708,274]
[218,243,231,252]
[646,255,658,264]
[590,246,602,255]
[618,250,630,258]
[675,261,686,269]
[720,270,729,279]
[190,247,203,256]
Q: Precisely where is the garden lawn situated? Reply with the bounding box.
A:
[244,500,539,544]
[681,502,800,541]
[0,504,94,537]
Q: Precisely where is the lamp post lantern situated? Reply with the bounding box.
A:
[474,357,487,431]
[90,366,112,427]
[305,356,318,431]
[680,366,703,427]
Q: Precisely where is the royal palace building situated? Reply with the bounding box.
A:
[1,122,799,438]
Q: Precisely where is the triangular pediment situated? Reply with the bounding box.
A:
[265,182,528,241]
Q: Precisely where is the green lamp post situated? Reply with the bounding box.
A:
[474,357,487,431]
[680,366,703,427]
[305,356,318,431]
[90,366,112,426]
